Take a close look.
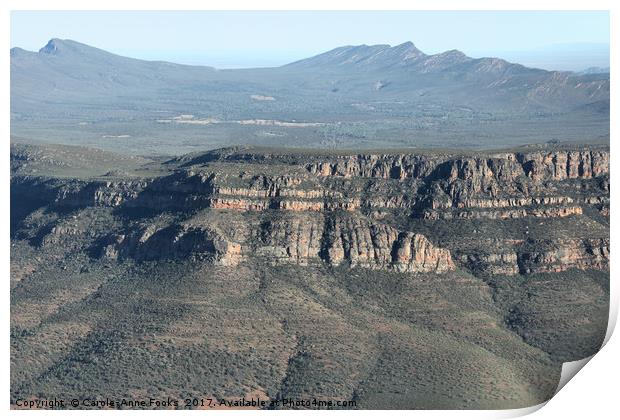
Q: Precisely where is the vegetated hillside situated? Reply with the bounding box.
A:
[12,39,608,112]
[286,42,608,109]
[10,40,609,154]
[10,142,609,409]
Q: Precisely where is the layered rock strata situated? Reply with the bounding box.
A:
[11,145,609,276]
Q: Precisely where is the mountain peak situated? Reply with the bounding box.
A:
[39,38,65,54]
[285,42,427,69]
[441,49,467,58]
[10,47,29,57]
[34,38,133,64]
[392,41,419,51]
[38,38,100,56]
[389,41,425,62]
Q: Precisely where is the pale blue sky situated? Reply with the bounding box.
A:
[11,11,610,71]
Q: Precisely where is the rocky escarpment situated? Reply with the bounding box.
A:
[304,149,609,180]
[517,238,610,274]
[452,237,610,276]
[11,144,609,276]
[13,147,609,216]
[98,213,454,273]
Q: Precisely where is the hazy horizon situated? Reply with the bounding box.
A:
[11,11,610,71]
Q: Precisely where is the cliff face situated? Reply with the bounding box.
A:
[304,150,609,182]
[100,213,454,273]
[11,145,609,276]
[452,237,611,276]
[517,238,610,274]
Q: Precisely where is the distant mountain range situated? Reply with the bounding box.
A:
[11,38,609,110]
[10,39,610,153]
[288,41,529,74]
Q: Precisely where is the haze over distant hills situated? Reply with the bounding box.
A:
[10,39,609,154]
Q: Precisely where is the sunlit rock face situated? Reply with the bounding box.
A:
[11,144,609,275]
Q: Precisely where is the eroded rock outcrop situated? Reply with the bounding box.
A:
[518,238,610,274]
[101,213,455,273]
[11,145,609,276]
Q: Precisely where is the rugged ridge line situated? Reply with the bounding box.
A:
[11,144,610,276]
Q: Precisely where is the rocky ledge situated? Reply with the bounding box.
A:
[11,144,610,276]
